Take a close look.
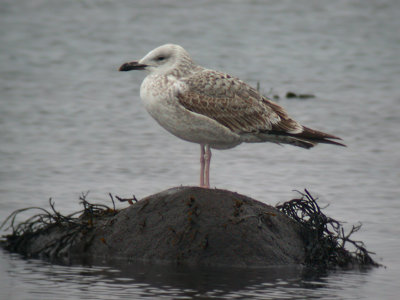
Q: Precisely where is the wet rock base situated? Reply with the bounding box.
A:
[0,187,379,268]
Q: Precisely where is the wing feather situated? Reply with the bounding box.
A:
[176,69,344,147]
[177,69,302,134]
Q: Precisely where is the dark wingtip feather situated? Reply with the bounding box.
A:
[318,139,347,147]
[296,126,346,147]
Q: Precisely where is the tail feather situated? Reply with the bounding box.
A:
[258,133,316,149]
[267,126,346,148]
[294,126,346,147]
[286,138,316,149]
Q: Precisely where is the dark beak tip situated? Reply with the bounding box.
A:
[119,62,132,72]
[118,61,146,72]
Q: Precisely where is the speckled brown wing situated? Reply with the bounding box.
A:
[177,69,302,135]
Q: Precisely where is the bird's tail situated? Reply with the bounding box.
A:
[293,126,346,147]
[264,126,345,149]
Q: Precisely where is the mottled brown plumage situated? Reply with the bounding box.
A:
[177,69,344,149]
[119,44,344,188]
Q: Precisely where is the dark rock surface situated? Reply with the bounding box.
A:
[3,187,306,267]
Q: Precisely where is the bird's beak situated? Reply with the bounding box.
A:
[119,61,147,71]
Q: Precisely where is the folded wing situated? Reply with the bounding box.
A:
[177,69,344,148]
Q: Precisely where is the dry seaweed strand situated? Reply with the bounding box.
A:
[276,189,379,268]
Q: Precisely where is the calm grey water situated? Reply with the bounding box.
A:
[1,0,399,299]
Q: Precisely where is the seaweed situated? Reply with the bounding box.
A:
[0,192,118,258]
[276,189,379,268]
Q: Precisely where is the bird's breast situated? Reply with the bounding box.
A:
[139,75,240,149]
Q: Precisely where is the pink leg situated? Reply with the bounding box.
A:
[204,145,212,188]
[200,144,205,187]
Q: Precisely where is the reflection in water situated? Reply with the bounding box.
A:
[1,249,372,300]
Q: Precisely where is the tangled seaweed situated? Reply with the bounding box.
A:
[0,192,118,258]
[276,189,379,268]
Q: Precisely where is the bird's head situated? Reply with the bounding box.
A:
[119,44,194,76]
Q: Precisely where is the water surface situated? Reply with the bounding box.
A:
[1,0,399,299]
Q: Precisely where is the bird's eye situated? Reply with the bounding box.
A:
[156,56,166,61]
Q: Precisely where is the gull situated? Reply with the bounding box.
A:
[119,44,344,188]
